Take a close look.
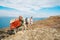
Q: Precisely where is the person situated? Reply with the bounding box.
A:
[29,17,33,29]
[25,17,29,29]
[18,16,25,31]
[9,16,24,34]
[30,17,33,25]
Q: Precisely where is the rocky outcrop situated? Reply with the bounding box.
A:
[3,27,60,40]
[1,16,60,40]
[32,16,60,29]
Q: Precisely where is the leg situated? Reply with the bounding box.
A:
[14,28,17,34]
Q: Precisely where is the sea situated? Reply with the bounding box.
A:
[0,17,46,28]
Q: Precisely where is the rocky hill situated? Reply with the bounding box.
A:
[32,16,60,29]
[2,27,60,40]
[1,16,60,40]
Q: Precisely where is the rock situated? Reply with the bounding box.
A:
[1,16,60,40]
[3,27,60,40]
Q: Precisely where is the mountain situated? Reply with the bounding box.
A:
[0,16,60,40]
[32,16,60,29]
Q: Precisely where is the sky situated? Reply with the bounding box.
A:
[0,0,60,18]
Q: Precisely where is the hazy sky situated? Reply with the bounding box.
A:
[0,0,60,17]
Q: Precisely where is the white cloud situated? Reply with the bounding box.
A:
[0,0,60,11]
[0,10,40,17]
[0,0,60,17]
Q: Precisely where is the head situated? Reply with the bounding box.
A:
[19,16,23,21]
[31,16,33,19]
[26,17,28,19]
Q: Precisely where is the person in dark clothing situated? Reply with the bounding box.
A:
[25,17,29,29]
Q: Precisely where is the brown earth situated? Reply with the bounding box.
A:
[31,16,60,29]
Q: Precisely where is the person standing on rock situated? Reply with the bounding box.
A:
[9,16,25,34]
[29,16,33,29]
[30,17,33,25]
[25,17,29,29]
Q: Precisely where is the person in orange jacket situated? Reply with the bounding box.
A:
[10,16,24,34]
